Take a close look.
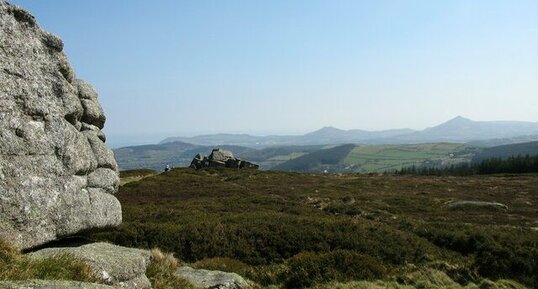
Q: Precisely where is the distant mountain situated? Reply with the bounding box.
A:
[303,127,415,144]
[159,117,538,147]
[384,116,538,144]
[160,127,415,147]
[472,141,538,162]
[467,134,538,147]
[159,134,272,147]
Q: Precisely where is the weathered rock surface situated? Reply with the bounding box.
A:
[29,242,151,289]
[447,200,508,211]
[0,1,121,250]
[189,149,259,170]
[0,280,115,289]
[177,266,251,289]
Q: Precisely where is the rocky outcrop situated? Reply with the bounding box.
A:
[189,149,259,170]
[29,242,151,289]
[0,1,121,250]
[177,266,251,289]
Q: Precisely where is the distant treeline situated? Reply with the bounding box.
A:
[396,154,538,176]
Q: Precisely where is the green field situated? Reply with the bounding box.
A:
[273,143,480,173]
[116,141,538,173]
[343,143,476,172]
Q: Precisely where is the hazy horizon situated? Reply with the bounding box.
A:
[106,115,538,148]
[10,0,538,147]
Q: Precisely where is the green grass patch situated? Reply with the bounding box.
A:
[0,240,97,282]
[343,143,473,172]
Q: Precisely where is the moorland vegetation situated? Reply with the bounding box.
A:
[86,168,538,288]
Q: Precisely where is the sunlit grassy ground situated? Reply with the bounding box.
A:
[0,240,97,282]
[120,168,158,185]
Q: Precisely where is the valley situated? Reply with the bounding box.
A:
[114,117,538,173]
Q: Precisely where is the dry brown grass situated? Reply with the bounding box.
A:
[146,248,195,289]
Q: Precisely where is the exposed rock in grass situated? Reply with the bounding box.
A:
[0,0,121,250]
[29,242,151,289]
[447,201,508,211]
[190,149,259,170]
[177,266,252,289]
[0,280,115,289]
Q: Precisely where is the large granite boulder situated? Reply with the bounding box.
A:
[29,242,151,289]
[0,1,121,250]
[189,149,259,170]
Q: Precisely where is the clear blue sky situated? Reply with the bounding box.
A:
[9,0,538,146]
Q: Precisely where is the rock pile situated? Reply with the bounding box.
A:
[189,148,259,170]
[0,0,121,250]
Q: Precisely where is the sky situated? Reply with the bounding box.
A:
[9,0,538,147]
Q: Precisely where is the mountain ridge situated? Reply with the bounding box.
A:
[159,116,538,148]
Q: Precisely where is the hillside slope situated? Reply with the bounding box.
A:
[468,134,538,147]
[113,141,256,171]
[274,143,479,173]
[273,144,356,172]
[114,142,325,171]
[472,141,538,162]
[344,143,478,172]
